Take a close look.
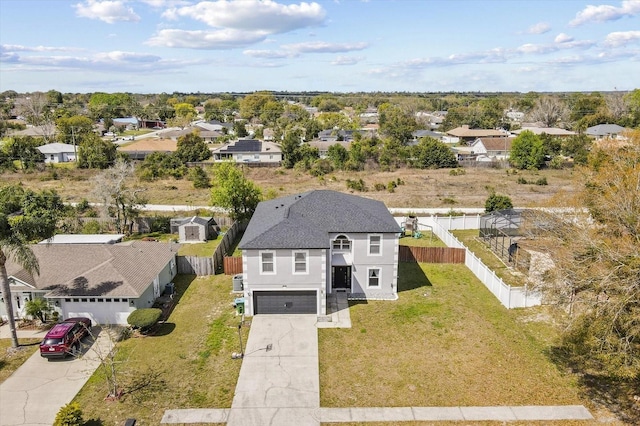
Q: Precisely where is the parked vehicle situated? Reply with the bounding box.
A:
[39,317,92,359]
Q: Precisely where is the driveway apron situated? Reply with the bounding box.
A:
[226,315,319,426]
[0,328,111,426]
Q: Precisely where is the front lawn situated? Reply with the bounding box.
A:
[0,339,40,383]
[72,274,245,424]
[319,263,585,409]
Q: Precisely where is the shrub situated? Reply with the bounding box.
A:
[127,308,162,331]
[25,298,52,323]
[485,193,513,213]
[449,168,466,176]
[535,177,548,186]
[81,220,101,234]
[53,402,83,426]
[151,216,171,233]
[374,183,385,191]
[346,178,366,192]
[187,167,210,188]
[516,177,528,184]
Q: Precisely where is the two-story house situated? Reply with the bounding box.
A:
[238,190,401,316]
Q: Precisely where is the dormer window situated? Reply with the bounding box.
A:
[332,235,351,251]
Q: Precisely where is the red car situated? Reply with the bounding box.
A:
[40,317,92,359]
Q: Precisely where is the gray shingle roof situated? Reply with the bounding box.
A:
[585,124,626,136]
[239,190,400,250]
[5,241,178,298]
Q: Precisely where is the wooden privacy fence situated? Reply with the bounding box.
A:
[213,220,247,274]
[176,255,215,275]
[224,257,243,275]
[399,246,465,264]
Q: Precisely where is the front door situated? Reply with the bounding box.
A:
[332,266,351,291]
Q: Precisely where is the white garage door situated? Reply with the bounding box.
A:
[61,298,132,325]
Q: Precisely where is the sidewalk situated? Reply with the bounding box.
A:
[0,323,48,340]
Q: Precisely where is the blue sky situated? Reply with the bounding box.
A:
[1,0,639,94]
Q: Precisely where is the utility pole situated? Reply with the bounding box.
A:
[71,126,78,163]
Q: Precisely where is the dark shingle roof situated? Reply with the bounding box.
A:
[222,139,262,152]
[239,190,400,250]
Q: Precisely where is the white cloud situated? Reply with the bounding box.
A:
[1,44,80,53]
[527,22,551,35]
[74,0,140,24]
[570,0,640,26]
[163,0,326,33]
[331,55,364,65]
[243,49,294,59]
[140,0,189,7]
[146,29,268,49]
[554,33,574,43]
[282,41,368,54]
[604,30,640,47]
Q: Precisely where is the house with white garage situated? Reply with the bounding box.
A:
[1,241,178,325]
[211,139,282,164]
[238,190,401,316]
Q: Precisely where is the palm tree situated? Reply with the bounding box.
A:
[0,216,40,348]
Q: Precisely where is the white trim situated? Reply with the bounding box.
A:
[292,250,309,275]
[259,250,276,275]
[368,234,382,256]
[367,267,381,288]
[332,234,352,252]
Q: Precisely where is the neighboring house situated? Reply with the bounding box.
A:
[411,129,446,145]
[239,190,401,316]
[37,142,76,163]
[585,124,627,140]
[40,234,125,244]
[318,129,355,142]
[113,117,139,130]
[171,216,218,243]
[211,139,282,163]
[1,241,178,325]
[513,127,576,137]
[308,140,350,158]
[469,137,514,160]
[117,138,177,160]
[446,125,506,143]
[160,126,223,142]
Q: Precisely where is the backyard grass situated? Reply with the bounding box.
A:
[0,339,40,383]
[318,263,595,413]
[451,229,527,287]
[72,274,246,425]
[177,237,222,256]
[398,232,446,248]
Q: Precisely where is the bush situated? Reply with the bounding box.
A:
[449,168,466,176]
[53,402,83,426]
[127,308,162,331]
[151,216,171,233]
[81,220,101,234]
[187,166,210,189]
[387,180,398,193]
[535,177,548,186]
[485,193,513,213]
[374,183,386,191]
[346,178,366,192]
[516,177,528,184]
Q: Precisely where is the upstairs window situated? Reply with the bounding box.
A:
[261,251,275,274]
[293,251,308,274]
[369,235,382,255]
[332,235,351,251]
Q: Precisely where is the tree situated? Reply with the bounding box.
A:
[210,162,261,222]
[187,166,210,188]
[484,192,513,212]
[16,92,56,142]
[378,103,417,144]
[509,130,545,170]
[280,129,304,168]
[327,143,349,169]
[523,130,640,378]
[78,134,117,169]
[1,186,60,347]
[175,132,211,163]
[239,92,275,122]
[410,137,458,169]
[527,96,568,128]
[56,115,94,146]
[92,160,147,234]
[25,298,52,322]
[3,136,44,171]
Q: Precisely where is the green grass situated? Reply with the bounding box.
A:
[319,262,584,409]
[0,339,40,383]
[177,238,222,256]
[72,274,246,424]
[398,232,446,248]
[451,229,526,287]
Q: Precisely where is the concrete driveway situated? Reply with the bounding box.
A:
[0,327,112,426]
[227,315,320,426]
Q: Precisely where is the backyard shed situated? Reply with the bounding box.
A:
[173,216,218,243]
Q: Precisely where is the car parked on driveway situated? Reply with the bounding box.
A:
[39,317,92,359]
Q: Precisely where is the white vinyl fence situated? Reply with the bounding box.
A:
[413,214,541,309]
